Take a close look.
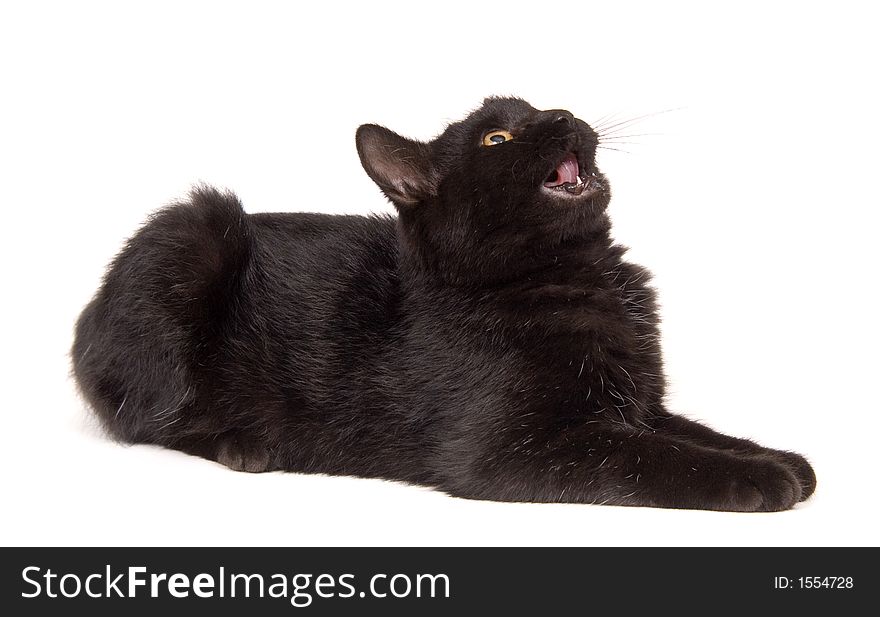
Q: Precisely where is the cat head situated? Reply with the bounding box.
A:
[356,97,611,285]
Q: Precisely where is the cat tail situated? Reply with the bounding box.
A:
[71,186,251,445]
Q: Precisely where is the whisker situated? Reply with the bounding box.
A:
[594,116,648,134]
[593,107,683,136]
[591,111,634,130]
[590,111,625,130]
[596,140,642,146]
[598,132,663,140]
[594,113,661,135]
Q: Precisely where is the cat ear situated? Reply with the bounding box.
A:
[356,124,437,207]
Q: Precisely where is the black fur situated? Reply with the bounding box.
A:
[72,97,815,511]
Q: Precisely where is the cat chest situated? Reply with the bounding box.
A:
[513,294,662,422]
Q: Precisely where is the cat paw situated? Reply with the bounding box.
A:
[768,450,816,501]
[725,456,801,512]
[216,439,272,473]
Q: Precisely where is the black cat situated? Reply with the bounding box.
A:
[72,97,815,511]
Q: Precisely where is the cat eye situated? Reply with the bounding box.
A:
[482,129,514,147]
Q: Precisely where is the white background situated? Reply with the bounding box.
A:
[1,1,878,546]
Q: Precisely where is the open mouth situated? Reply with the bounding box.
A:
[543,152,589,196]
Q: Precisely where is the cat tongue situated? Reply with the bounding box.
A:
[544,153,579,187]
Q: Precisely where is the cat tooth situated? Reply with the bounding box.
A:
[546,178,590,196]
[563,181,586,195]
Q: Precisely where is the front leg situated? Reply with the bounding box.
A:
[441,421,802,511]
[652,410,816,501]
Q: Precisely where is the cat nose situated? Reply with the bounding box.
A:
[544,110,575,127]
[523,110,576,132]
